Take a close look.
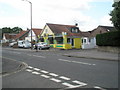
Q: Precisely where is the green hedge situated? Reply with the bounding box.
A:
[96,30,120,46]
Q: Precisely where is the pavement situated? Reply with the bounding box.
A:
[1,57,28,77]
[64,49,119,61]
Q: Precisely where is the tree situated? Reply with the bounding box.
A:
[110,1,120,30]
[1,27,23,34]
[12,27,22,33]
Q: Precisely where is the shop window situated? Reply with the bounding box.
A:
[56,37,63,44]
[67,38,70,44]
[48,37,54,44]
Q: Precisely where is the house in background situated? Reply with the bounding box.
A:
[25,28,42,42]
[2,33,17,43]
[40,23,83,49]
[80,25,115,49]
[90,25,115,47]
[81,32,95,49]
[15,30,29,41]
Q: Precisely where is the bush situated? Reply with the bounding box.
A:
[96,30,120,46]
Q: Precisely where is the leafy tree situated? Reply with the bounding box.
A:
[12,27,22,33]
[2,27,12,33]
[110,1,120,30]
[1,27,22,34]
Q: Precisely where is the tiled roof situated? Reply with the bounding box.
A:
[32,28,42,37]
[4,33,17,39]
[15,31,29,40]
[46,23,82,37]
[98,25,115,31]
[81,32,92,37]
[91,25,115,37]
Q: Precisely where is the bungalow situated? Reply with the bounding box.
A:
[40,23,83,49]
[81,32,95,49]
[2,33,17,43]
[25,28,42,42]
[15,30,29,41]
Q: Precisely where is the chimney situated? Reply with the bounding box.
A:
[75,23,78,26]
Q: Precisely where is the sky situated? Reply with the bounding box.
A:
[0,0,114,31]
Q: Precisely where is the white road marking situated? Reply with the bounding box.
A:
[32,55,46,58]
[72,80,87,86]
[59,76,71,80]
[26,69,33,72]
[58,59,96,66]
[25,65,93,89]
[13,52,21,54]
[32,71,40,75]
[62,82,75,87]
[33,68,40,71]
[28,66,33,69]
[58,59,71,62]
[94,86,106,90]
[27,54,32,56]
[49,73,58,77]
[40,70,49,74]
[50,78,61,83]
[41,74,50,78]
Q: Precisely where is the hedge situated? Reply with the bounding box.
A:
[96,30,120,46]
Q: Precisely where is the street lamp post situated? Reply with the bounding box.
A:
[22,0,33,49]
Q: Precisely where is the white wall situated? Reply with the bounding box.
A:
[25,30,37,42]
[82,37,96,49]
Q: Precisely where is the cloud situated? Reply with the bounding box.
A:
[100,15,113,26]
[0,0,113,31]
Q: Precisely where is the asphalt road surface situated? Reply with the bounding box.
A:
[2,47,118,89]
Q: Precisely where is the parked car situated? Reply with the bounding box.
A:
[9,42,17,47]
[18,40,31,48]
[33,42,50,50]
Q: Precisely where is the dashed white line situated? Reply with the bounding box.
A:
[27,54,32,56]
[94,86,106,90]
[59,76,71,80]
[28,66,33,69]
[50,78,61,83]
[26,69,33,72]
[72,80,87,86]
[41,70,49,74]
[12,52,21,54]
[41,74,50,78]
[32,55,46,58]
[49,73,58,77]
[33,68,40,71]
[58,59,71,62]
[58,59,96,66]
[62,82,75,87]
[32,71,40,75]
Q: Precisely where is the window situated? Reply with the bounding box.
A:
[45,29,48,33]
[71,27,79,33]
[67,38,70,44]
[89,39,91,43]
[82,38,87,44]
[56,37,63,44]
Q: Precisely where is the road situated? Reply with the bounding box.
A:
[2,47,118,89]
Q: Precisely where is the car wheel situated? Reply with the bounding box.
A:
[39,47,42,50]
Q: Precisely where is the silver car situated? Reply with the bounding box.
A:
[33,42,50,50]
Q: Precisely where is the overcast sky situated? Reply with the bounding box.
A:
[0,0,113,31]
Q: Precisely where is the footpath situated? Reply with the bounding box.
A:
[1,57,27,76]
[64,49,119,61]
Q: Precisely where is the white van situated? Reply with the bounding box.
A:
[18,40,31,48]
